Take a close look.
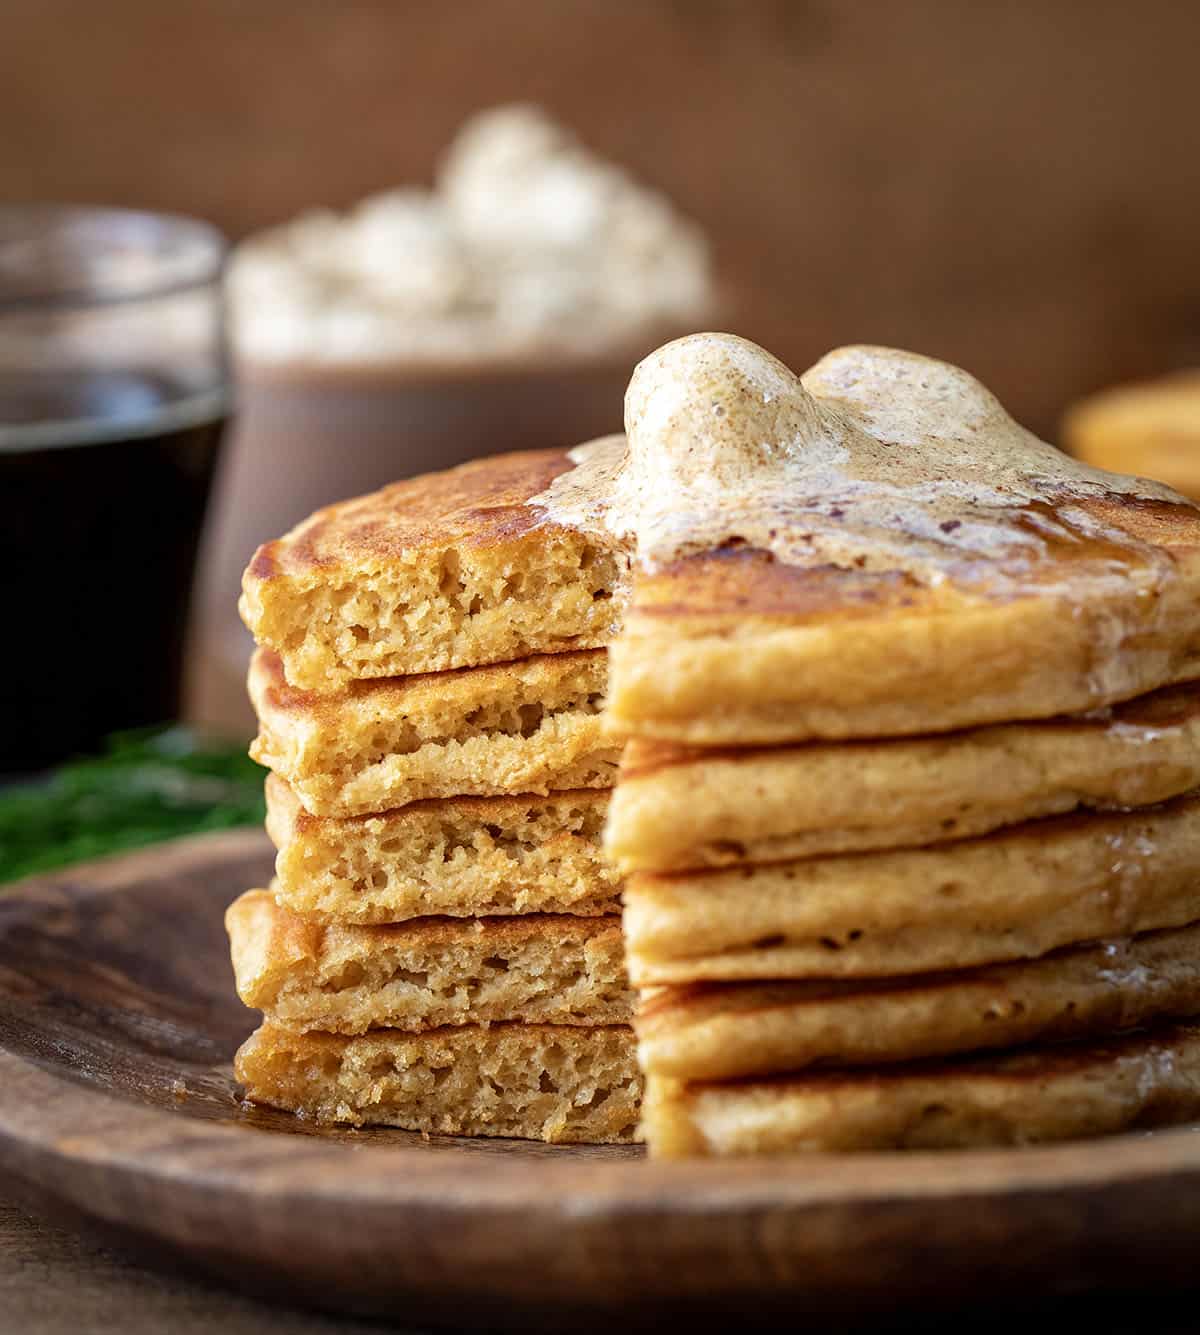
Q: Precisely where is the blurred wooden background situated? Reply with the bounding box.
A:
[5,0,1200,437]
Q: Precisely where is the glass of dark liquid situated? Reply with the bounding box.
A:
[1,206,230,773]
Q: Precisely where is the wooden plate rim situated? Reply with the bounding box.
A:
[5,830,1200,1319]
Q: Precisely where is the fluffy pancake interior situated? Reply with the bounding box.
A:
[240,450,628,689]
[249,646,621,816]
[236,1021,642,1144]
[266,776,620,922]
[227,889,632,1033]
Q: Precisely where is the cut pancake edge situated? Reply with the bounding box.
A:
[263,769,614,832]
[248,642,619,818]
[235,1019,643,1144]
[264,778,623,924]
[239,450,628,691]
[227,886,633,1035]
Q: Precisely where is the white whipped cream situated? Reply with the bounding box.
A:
[229,105,712,370]
[536,333,1189,588]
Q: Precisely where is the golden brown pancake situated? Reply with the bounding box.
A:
[637,921,1200,1080]
[236,1021,642,1143]
[608,681,1200,872]
[265,775,620,923]
[249,646,619,817]
[642,1021,1200,1155]
[239,450,626,690]
[1064,369,1200,500]
[624,793,1200,985]
[606,520,1200,744]
[227,889,632,1033]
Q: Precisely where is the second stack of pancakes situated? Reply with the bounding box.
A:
[226,455,641,1143]
[602,334,1200,1156]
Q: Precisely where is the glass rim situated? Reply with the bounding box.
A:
[0,203,229,314]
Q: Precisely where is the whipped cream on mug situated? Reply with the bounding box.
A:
[229,106,712,369]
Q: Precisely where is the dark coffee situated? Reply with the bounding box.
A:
[1,369,226,772]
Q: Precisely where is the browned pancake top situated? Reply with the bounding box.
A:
[624,492,1200,629]
[246,449,577,584]
[246,436,1200,630]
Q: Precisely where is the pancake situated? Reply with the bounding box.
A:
[265,775,620,922]
[239,450,627,690]
[637,921,1200,1080]
[641,1021,1200,1155]
[527,336,1200,745]
[1064,369,1200,501]
[236,1021,642,1143]
[249,646,619,817]
[606,504,1200,746]
[624,793,1200,984]
[607,680,1200,872]
[227,889,632,1033]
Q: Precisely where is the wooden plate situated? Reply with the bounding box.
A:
[3,829,1200,1327]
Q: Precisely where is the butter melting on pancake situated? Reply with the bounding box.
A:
[537,333,1185,588]
[537,334,1200,743]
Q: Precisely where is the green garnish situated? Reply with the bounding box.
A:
[0,727,266,885]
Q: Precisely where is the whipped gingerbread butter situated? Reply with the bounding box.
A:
[536,332,1188,589]
[229,106,711,370]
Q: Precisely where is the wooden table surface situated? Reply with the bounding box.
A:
[6,1189,1200,1335]
[0,1197,423,1335]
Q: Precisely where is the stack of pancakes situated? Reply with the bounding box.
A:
[592,335,1200,1155]
[227,453,642,1143]
[228,330,1200,1157]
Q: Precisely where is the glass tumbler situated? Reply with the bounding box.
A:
[0,206,230,773]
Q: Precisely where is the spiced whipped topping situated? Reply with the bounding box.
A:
[535,333,1189,590]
